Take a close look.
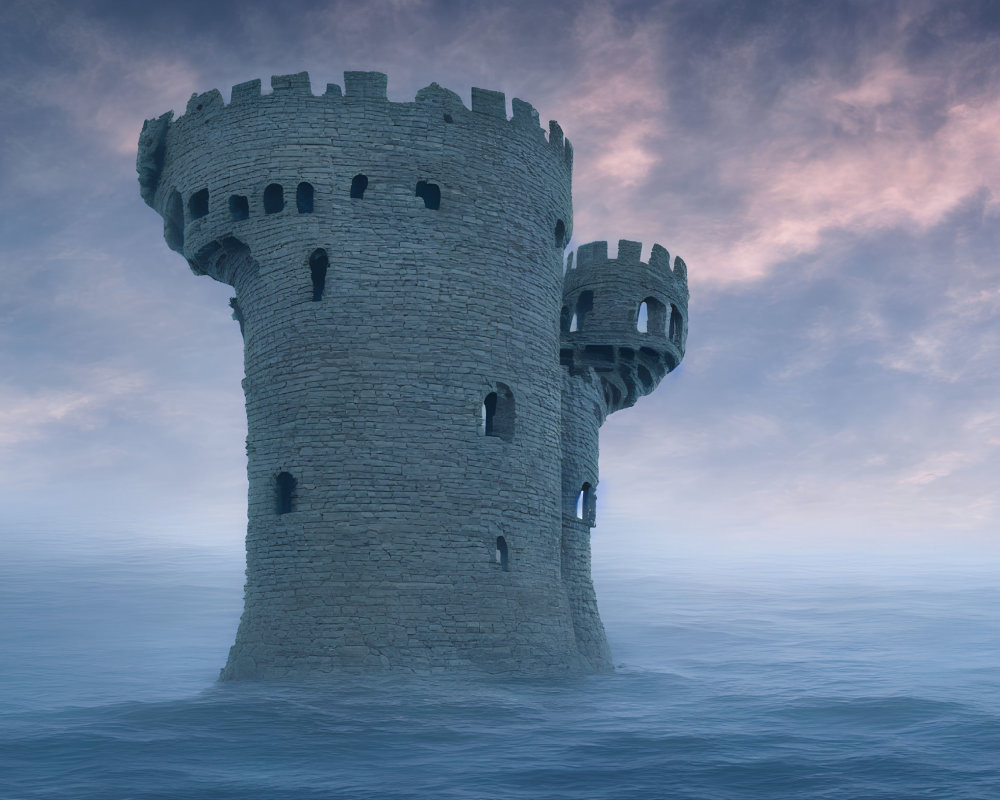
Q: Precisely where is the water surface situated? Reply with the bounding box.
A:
[2,536,998,798]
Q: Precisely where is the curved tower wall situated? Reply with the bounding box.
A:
[141,72,578,676]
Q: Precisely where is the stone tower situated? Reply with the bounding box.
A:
[137,71,688,678]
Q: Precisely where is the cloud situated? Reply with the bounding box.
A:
[0,1,200,163]
[719,75,1000,281]
[0,367,148,448]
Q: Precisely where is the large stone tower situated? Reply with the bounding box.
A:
[137,71,688,678]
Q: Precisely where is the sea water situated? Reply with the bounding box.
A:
[1,534,998,799]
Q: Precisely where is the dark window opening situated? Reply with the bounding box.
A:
[296,182,314,213]
[276,471,296,515]
[639,297,666,335]
[575,291,594,330]
[350,174,368,199]
[416,181,441,209]
[669,305,683,344]
[263,183,284,214]
[443,113,453,123]
[584,345,615,363]
[637,364,653,391]
[310,248,328,301]
[229,194,249,221]
[496,536,509,571]
[560,305,571,333]
[554,219,566,248]
[481,382,515,442]
[164,190,184,251]
[188,188,209,220]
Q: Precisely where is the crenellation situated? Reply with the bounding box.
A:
[137,69,687,679]
[548,120,564,150]
[576,240,607,267]
[511,97,540,128]
[344,70,388,100]
[616,239,643,264]
[648,242,670,271]
[271,71,311,94]
[185,88,224,117]
[470,87,505,119]
[230,78,262,105]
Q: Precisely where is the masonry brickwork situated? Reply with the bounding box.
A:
[137,71,688,678]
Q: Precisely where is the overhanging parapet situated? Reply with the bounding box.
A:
[561,239,689,412]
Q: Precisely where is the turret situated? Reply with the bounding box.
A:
[561,239,688,414]
[557,239,689,671]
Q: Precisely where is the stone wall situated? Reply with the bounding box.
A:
[138,71,688,677]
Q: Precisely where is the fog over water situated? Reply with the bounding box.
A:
[2,534,998,798]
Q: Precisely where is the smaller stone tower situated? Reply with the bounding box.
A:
[559,240,688,668]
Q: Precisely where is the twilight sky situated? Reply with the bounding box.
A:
[1,0,998,559]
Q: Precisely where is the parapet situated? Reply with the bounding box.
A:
[137,70,574,221]
[561,240,689,413]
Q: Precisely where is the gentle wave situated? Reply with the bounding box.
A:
[1,543,999,798]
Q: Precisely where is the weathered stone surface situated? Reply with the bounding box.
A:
[137,71,689,678]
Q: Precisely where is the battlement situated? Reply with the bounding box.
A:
[138,71,573,221]
[561,240,689,413]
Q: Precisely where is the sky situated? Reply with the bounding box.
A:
[1,0,999,563]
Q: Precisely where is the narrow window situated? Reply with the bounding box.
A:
[482,383,515,441]
[639,297,666,335]
[669,305,683,344]
[569,313,579,333]
[560,305,571,333]
[310,248,328,301]
[188,188,209,220]
[554,219,566,248]
[350,174,368,199]
[296,182,314,213]
[229,194,249,221]
[576,483,591,520]
[415,181,441,210]
[164,190,184,251]
[263,183,284,214]
[575,291,594,330]
[276,471,296,515]
[637,301,649,333]
[496,536,509,571]
[482,392,497,435]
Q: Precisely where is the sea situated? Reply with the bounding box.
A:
[1,533,998,799]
